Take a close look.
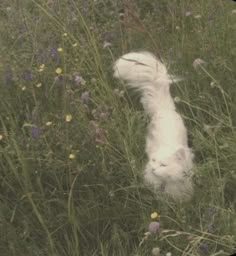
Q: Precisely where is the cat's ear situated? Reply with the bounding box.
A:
[174,148,185,161]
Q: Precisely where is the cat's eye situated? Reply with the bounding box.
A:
[160,163,167,167]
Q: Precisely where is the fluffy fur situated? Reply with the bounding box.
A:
[113,51,194,201]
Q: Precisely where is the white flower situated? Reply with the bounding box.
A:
[194,14,202,19]
[185,11,192,17]
[46,121,52,126]
[69,153,75,159]
[152,247,160,256]
[35,83,42,88]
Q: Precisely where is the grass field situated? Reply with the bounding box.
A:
[0,0,236,255]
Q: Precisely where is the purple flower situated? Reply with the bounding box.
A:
[199,243,209,253]
[55,75,63,83]
[81,91,90,104]
[74,75,83,85]
[207,224,215,233]
[50,48,59,63]
[4,66,13,86]
[31,126,41,139]
[22,69,33,81]
[207,207,216,216]
[148,221,160,234]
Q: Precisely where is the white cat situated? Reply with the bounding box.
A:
[113,51,194,201]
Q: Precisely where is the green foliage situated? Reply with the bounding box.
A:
[0,0,235,255]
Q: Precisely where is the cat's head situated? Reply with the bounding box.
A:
[145,148,193,182]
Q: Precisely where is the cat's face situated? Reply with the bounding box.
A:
[144,148,193,183]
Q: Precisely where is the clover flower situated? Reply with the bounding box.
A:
[152,247,160,256]
[81,91,90,104]
[22,69,33,81]
[74,74,83,86]
[199,243,209,253]
[92,106,111,121]
[148,221,160,234]
[31,126,41,139]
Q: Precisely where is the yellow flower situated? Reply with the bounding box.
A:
[69,153,75,159]
[151,212,159,219]
[65,114,72,122]
[0,134,3,141]
[63,33,68,37]
[57,47,63,52]
[55,68,62,74]
[39,64,45,72]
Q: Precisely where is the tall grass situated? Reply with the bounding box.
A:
[0,0,235,255]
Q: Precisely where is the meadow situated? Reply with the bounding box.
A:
[0,0,236,255]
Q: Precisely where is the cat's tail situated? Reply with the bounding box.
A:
[113,51,179,115]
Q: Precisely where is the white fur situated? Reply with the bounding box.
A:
[114,51,194,201]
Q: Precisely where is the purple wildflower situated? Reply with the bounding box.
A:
[55,75,63,83]
[31,126,41,139]
[22,69,33,81]
[207,224,215,233]
[91,106,111,121]
[148,221,160,234]
[199,243,209,253]
[50,47,59,63]
[81,91,90,104]
[4,66,13,86]
[74,74,83,86]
